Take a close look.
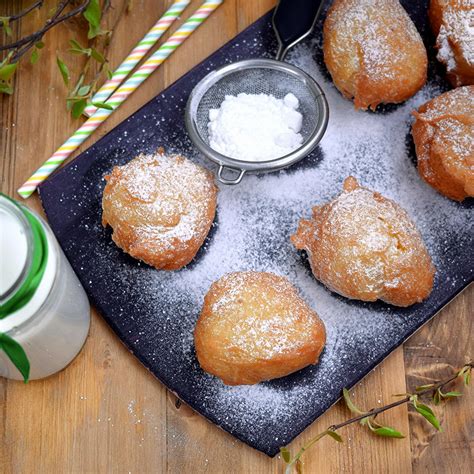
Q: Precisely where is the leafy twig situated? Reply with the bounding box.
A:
[281,363,472,474]
[0,0,122,115]
[2,1,91,63]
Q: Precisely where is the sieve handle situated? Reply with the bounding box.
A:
[273,0,325,61]
[217,165,246,185]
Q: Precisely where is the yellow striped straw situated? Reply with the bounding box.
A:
[18,1,224,199]
[83,0,191,117]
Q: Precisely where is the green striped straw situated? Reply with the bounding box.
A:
[84,0,191,117]
[17,0,224,199]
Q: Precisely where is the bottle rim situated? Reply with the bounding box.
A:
[0,195,34,304]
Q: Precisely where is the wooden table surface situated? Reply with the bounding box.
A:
[1,1,472,472]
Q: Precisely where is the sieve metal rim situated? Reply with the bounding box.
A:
[184,58,329,183]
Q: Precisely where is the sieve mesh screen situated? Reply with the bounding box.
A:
[192,67,320,148]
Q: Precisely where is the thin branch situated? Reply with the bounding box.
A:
[1,0,90,58]
[3,0,73,50]
[283,362,473,473]
[329,365,470,431]
[3,1,44,24]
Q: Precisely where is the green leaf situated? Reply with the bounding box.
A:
[56,56,70,86]
[442,391,462,398]
[0,53,12,69]
[68,40,91,56]
[106,68,113,80]
[78,85,91,97]
[69,74,85,98]
[0,62,17,81]
[69,39,85,50]
[30,48,40,65]
[92,101,113,110]
[1,17,12,37]
[433,389,441,406]
[0,333,30,382]
[415,384,435,392]
[91,48,106,64]
[0,81,14,95]
[69,48,86,56]
[83,0,102,39]
[365,418,405,438]
[326,430,343,442]
[414,403,441,431]
[343,388,364,415]
[71,98,87,119]
[372,426,405,438]
[459,366,472,386]
[35,41,45,49]
[280,447,291,464]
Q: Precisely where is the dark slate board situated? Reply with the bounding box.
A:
[39,2,473,457]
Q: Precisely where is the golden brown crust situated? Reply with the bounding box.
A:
[291,177,435,307]
[323,0,427,110]
[411,86,474,201]
[102,150,218,270]
[429,0,474,87]
[194,272,326,385]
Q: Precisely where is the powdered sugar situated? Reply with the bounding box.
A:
[102,151,217,262]
[101,41,468,444]
[411,86,474,197]
[44,19,473,456]
[207,92,303,161]
[199,271,323,362]
[324,0,425,83]
[152,42,469,446]
[434,2,474,85]
[292,179,434,305]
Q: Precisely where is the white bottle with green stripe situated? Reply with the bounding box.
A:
[0,194,90,381]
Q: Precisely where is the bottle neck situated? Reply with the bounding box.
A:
[0,194,53,333]
[0,195,34,304]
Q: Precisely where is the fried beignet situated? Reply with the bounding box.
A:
[102,150,217,270]
[429,0,474,87]
[291,177,435,307]
[194,272,326,385]
[412,86,474,201]
[323,0,427,110]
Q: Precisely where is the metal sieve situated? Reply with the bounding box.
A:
[185,0,328,185]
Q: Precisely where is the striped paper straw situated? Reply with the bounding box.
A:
[18,0,223,199]
[83,0,191,117]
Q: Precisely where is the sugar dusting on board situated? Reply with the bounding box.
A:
[50,30,473,455]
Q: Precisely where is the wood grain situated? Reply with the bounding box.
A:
[0,1,472,472]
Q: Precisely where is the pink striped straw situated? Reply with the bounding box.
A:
[83,0,191,117]
[18,0,224,199]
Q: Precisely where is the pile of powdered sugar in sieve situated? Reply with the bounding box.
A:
[78,39,472,447]
[207,92,303,161]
